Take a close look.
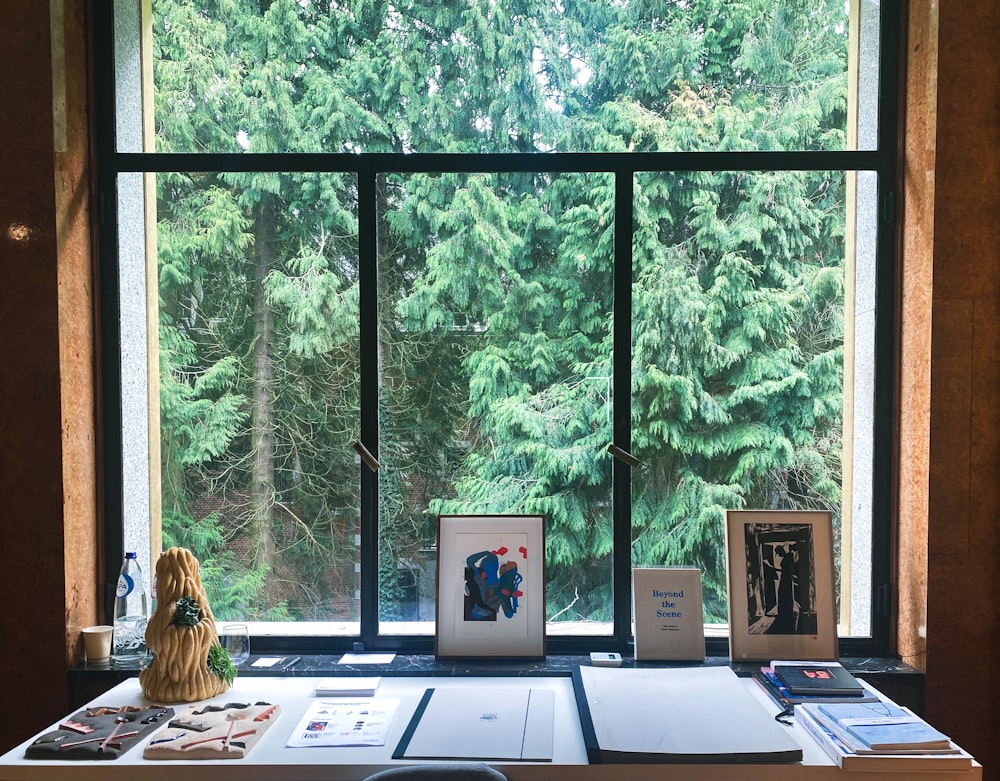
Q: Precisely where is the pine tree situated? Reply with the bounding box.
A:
[153,0,851,624]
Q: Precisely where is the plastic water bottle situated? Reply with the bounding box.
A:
[149,566,158,616]
[112,551,149,661]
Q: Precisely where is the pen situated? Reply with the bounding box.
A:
[281,656,301,671]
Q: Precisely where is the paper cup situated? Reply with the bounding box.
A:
[82,625,113,663]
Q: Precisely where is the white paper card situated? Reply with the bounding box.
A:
[337,652,396,665]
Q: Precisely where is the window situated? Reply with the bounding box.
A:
[97,0,898,655]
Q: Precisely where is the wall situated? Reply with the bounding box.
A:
[0,0,998,776]
[921,1,1000,774]
[0,0,98,751]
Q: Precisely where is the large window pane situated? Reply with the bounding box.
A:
[631,169,874,636]
[377,172,615,634]
[154,171,362,629]
[147,0,868,155]
[106,0,894,652]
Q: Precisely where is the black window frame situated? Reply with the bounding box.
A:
[92,0,902,659]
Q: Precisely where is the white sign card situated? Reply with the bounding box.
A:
[632,567,705,661]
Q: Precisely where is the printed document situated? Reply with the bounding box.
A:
[286,698,399,748]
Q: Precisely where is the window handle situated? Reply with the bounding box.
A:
[607,443,641,468]
[353,440,380,472]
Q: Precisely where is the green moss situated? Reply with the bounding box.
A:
[207,642,237,686]
[172,596,202,626]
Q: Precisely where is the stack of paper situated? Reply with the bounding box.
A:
[314,677,381,697]
[572,666,802,763]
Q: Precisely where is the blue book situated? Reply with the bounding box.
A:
[815,701,951,751]
[797,705,968,770]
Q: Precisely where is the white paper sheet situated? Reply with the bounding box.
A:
[337,653,397,665]
[397,687,554,761]
[285,699,399,748]
[576,666,802,762]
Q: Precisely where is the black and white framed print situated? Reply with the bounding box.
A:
[725,509,838,662]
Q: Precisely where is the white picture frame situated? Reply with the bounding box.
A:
[725,509,838,662]
[435,514,546,659]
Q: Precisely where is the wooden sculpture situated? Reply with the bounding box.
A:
[139,547,235,702]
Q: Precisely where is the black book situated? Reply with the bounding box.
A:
[755,667,879,709]
[771,661,864,696]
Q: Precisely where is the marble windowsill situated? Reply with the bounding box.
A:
[70,653,923,678]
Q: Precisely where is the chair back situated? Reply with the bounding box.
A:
[362,763,508,781]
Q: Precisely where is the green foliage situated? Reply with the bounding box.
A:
[172,596,202,627]
[162,512,289,621]
[152,0,852,625]
[207,642,237,687]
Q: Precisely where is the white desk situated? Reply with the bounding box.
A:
[0,676,981,781]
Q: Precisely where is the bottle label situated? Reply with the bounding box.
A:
[116,572,134,598]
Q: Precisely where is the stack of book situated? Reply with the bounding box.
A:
[796,692,973,771]
[754,660,879,710]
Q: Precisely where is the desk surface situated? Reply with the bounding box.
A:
[0,676,980,781]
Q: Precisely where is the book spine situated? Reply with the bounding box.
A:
[753,673,792,710]
[800,705,871,754]
[796,706,852,768]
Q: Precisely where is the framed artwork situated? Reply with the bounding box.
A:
[435,514,545,659]
[725,509,838,662]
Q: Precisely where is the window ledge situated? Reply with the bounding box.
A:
[70,653,922,680]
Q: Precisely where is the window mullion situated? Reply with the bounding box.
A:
[612,169,635,645]
[358,164,380,646]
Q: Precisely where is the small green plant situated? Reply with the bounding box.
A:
[207,642,237,686]
[172,595,202,626]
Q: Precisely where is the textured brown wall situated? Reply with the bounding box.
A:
[922,1,1000,776]
[0,0,97,753]
[898,0,935,675]
[55,0,101,666]
[0,0,71,750]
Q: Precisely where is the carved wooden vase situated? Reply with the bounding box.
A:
[139,547,231,703]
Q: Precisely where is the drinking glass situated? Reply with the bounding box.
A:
[218,623,250,667]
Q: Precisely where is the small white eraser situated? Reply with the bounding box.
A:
[590,651,622,667]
